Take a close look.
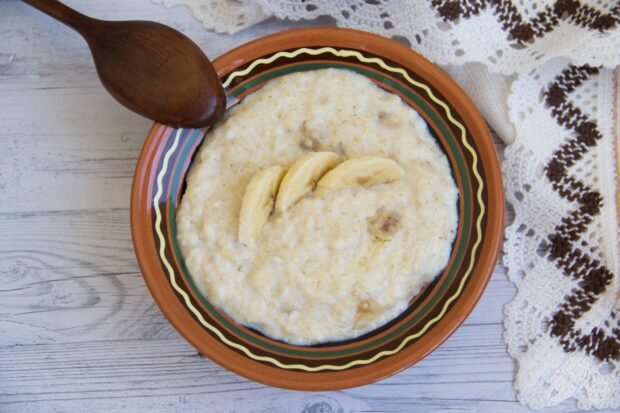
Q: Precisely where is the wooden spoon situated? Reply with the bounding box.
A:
[23,0,226,128]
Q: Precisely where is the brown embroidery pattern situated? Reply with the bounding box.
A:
[431,0,620,44]
[542,64,619,362]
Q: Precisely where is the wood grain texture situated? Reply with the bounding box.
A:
[0,0,611,411]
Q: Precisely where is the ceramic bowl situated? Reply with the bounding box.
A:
[131,28,504,390]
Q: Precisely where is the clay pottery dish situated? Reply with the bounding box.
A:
[131,28,504,390]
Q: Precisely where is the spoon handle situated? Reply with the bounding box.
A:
[22,0,94,34]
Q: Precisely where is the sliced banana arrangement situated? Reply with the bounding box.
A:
[238,153,404,245]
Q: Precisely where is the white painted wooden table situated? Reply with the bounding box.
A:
[0,1,612,412]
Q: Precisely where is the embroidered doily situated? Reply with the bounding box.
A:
[151,0,620,409]
[504,62,619,409]
[153,0,620,74]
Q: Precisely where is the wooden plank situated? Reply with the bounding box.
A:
[0,328,600,413]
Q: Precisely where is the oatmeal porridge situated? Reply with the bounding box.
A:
[176,68,458,345]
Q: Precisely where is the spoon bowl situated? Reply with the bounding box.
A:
[24,0,226,128]
[88,20,225,128]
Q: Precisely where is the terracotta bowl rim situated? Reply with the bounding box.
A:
[130,27,505,390]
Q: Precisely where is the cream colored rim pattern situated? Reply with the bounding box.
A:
[153,47,486,372]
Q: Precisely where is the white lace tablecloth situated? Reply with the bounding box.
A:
[152,0,620,409]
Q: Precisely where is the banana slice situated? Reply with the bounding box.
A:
[238,165,286,246]
[368,208,402,240]
[315,156,404,196]
[275,151,341,212]
[354,299,383,329]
